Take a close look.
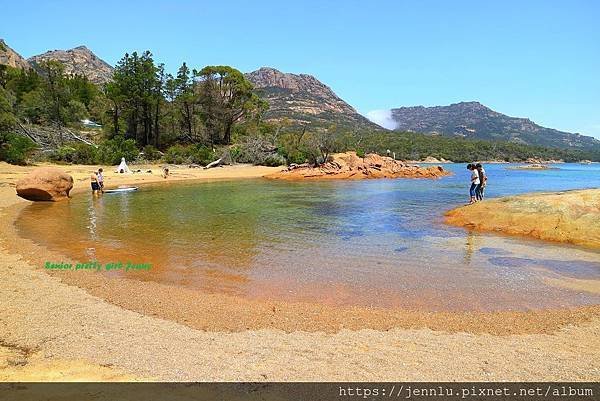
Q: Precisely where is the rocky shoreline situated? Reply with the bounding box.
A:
[266,152,451,180]
[507,164,560,170]
[445,189,600,249]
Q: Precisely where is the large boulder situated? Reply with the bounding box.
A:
[16,168,74,201]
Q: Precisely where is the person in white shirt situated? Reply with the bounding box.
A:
[97,168,104,192]
[467,164,480,204]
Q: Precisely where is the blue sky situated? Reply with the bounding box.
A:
[2,0,599,137]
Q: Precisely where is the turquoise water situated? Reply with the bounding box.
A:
[16,163,600,311]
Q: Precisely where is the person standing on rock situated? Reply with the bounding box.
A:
[467,164,480,204]
[475,163,486,201]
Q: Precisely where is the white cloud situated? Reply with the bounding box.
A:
[365,109,397,130]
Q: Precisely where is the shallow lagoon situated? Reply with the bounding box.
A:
[17,163,600,311]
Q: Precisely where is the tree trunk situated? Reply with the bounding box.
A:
[204,158,222,169]
[113,104,120,135]
[143,105,150,146]
[224,121,233,144]
[154,101,160,148]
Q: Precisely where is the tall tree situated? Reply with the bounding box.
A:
[109,51,161,146]
[174,62,196,141]
[154,63,165,147]
[37,60,68,127]
[196,66,265,145]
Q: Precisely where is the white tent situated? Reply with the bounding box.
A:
[115,157,131,174]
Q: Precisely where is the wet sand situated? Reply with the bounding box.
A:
[1,162,599,381]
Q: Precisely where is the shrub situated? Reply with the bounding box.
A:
[0,132,37,165]
[68,143,98,164]
[263,153,286,166]
[163,144,191,164]
[96,135,138,165]
[234,136,279,165]
[49,142,98,164]
[190,145,217,165]
[49,145,76,163]
[163,144,219,166]
[277,145,315,165]
[229,145,242,162]
[141,145,162,161]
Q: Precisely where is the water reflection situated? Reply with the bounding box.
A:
[463,231,483,265]
[15,164,600,311]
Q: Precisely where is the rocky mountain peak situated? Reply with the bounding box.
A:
[0,39,30,69]
[27,45,114,85]
[248,67,336,94]
[246,67,382,131]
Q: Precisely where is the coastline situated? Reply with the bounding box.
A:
[1,162,599,381]
[445,188,600,249]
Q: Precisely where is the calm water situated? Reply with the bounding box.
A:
[16,163,600,311]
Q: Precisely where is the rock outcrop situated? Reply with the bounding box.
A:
[507,164,559,170]
[245,67,382,131]
[445,189,600,249]
[266,152,450,180]
[0,39,30,69]
[420,156,452,163]
[28,46,114,85]
[16,168,74,201]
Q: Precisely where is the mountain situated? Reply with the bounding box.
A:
[245,67,382,131]
[0,39,30,69]
[28,46,114,85]
[389,101,600,149]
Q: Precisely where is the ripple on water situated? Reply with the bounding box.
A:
[479,247,511,255]
[489,256,600,279]
[14,168,600,312]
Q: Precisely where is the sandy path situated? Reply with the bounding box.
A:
[1,162,599,381]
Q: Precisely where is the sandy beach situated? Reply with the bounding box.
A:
[1,162,599,381]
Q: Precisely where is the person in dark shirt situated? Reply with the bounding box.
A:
[475,163,487,201]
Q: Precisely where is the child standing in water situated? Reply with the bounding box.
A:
[97,168,104,192]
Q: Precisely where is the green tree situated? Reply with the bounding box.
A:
[19,89,47,124]
[0,86,16,131]
[37,60,69,126]
[109,51,162,146]
[174,62,197,141]
[196,65,265,145]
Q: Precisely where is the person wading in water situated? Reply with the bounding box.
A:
[90,171,100,195]
[97,168,104,193]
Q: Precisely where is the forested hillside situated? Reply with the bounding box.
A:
[1,46,599,166]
